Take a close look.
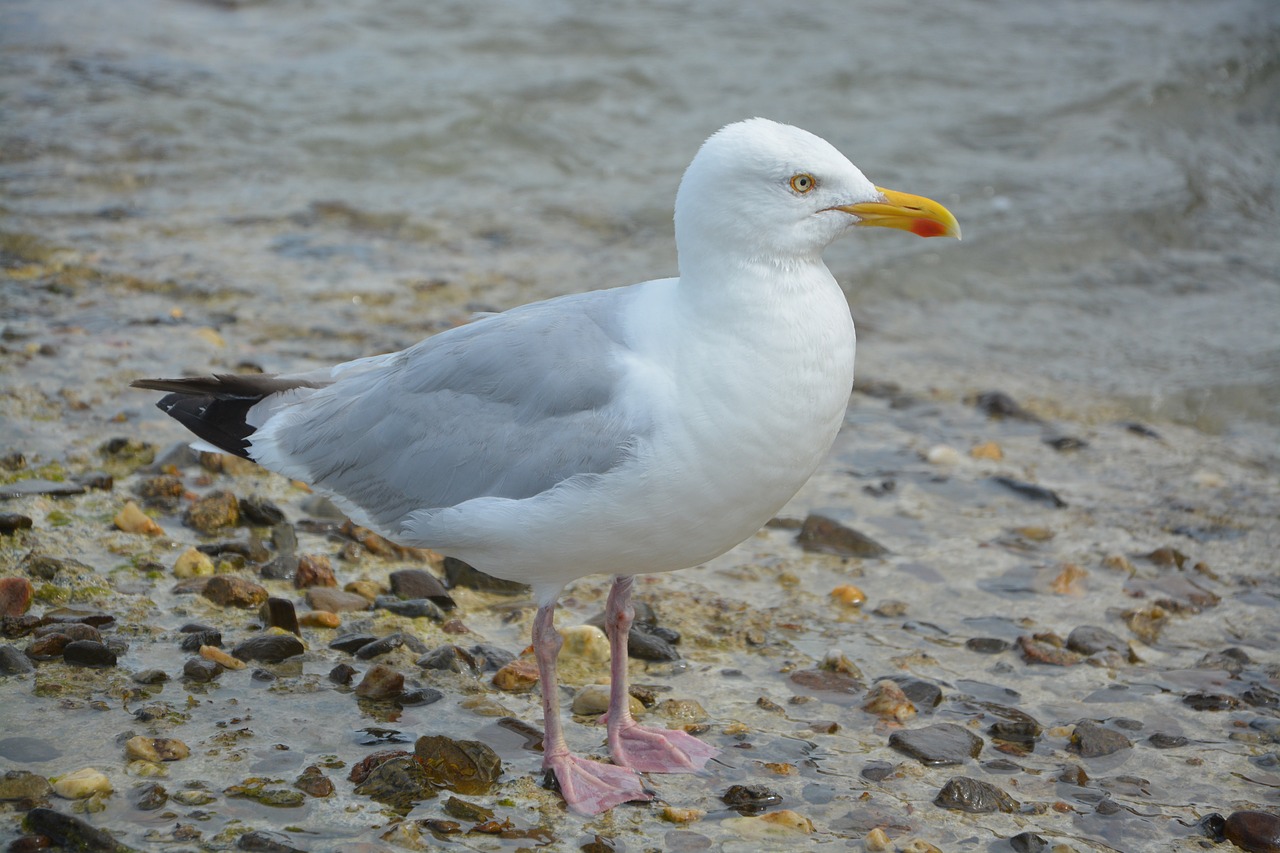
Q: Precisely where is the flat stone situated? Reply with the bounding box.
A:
[374,595,445,620]
[233,633,305,663]
[0,644,34,674]
[0,479,85,498]
[24,807,120,852]
[795,513,889,558]
[306,588,372,613]
[1017,635,1083,666]
[202,575,269,609]
[934,776,1019,813]
[628,627,681,661]
[239,496,286,526]
[889,723,983,766]
[1069,720,1132,758]
[0,769,53,801]
[416,644,479,674]
[1066,625,1127,656]
[442,555,528,594]
[389,569,455,609]
[62,640,117,667]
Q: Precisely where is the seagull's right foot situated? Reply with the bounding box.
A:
[545,753,651,815]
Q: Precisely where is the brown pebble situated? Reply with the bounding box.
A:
[1049,563,1088,595]
[306,588,373,613]
[1017,635,1082,666]
[1224,810,1280,853]
[863,680,918,722]
[295,554,337,589]
[114,501,164,536]
[796,514,889,558]
[299,610,341,629]
[354,663,404,700]
[0,577,35,617]
[830,585,866,607]
[184,490,240,534]
[125,736,189,762]
[969,441,1003,460]
[491,659,539,692]
[260,597,300,635]
[201,575,269,609]
[200,645,246,670]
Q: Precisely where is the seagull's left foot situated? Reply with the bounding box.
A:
[608,720,718,774]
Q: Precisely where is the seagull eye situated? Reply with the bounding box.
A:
[789,173,816,194]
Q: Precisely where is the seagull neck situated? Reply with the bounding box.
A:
[676,252,833,309]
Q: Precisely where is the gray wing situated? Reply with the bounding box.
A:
[253,286,653,533]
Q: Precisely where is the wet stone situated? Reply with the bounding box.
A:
[306,588,372,612]
[889,723,983,766]
[0,513,34,534]
[349,748,412,784]
[443,555,529,594]
[469,643,515,672]
[389,569,455,609]
[415,735,502,796]
[202,575,269,609]
[1244,685,1280,709]
[237,829,308,852]
[353,754,437,810]
[132,669,168,685]
[0,769,52,801]
[1224,810,1280,853]
[1070,721,1132,758]
[1043,435,1089,451]
[863,680,916,722]
[329,662,357,685]
[860,761,895,782]
[133,782,168,810]
[0,644,34,674]
[399,687,445,707]
[239,496,285,526]
[1009,831,1049,852]
[416,644,479,674]
[974,390,1041,421]
[721,783,783,815]
[179,630,221,652]
[492,659,539,692]
[0,577,34,617]
[184,658,222,681]
[260,553,298,581]
[966,637,1010,654]
[354,663,404,700]
[294,553,336,589]
[1017,635,1082,666]
[185,489,240,533]
[795,513,889,558]
[62,640,117,668]
[895,677,943,709]
[293,765,334,798]
[628,627,681,661]
[1183,692,1240,712]
[125,736,189,762]
[933,776,1019,813]
[374,595,445,621]
[232,633,305,663]
[24,807,121,853]
[1198,647,1252,675]
[330,633,378,654]
[356,634,407,660]
[991,476,1067,507]
[1066,625,1127,656]
[1148,733,1188,749]
[261,597,300,635]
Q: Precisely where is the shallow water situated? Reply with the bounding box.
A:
[2,0,1279,850]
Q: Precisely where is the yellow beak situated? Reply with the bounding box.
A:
[836,187,961,239]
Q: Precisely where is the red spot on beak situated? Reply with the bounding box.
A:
[911,218,948,238]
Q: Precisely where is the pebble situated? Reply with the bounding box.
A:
[239,495,286,526]
[261,597,300,635]
[1009,831,1048,852]
[125,736,189,762]
[416,644,479,674]
[933,776,1019,813]
[662,806,706,824]
[172,547,215,579]
[353,634,405,660]
[306,588,372,612]
[201,575,269,608]
[62,640,117,667]
[572,684,643,717]
[132,669,168,685]
[354,663,404,700]
[352,754,436,810]
[443,555,529,594]
[0,513,34,534]
[966,637,1010,654]
[389,568,455,609]
[1224,810,1280,853]
[200,644,245,670]
[232,633,305,663]
[991,476,1068,508]
[889,723,983,766]
[182,658,222,681]
[0,644,34,674]
[24,807,121,852]
[1065,625,1127,656]
[114,500,163,535]
[51,767,112,799]
[295,553,337,589]
[329,662,357,685]
[864,827,893,851]
[415,734,502,795]
[628,627,681,661]
[299,610,340,629]
[863,680,917,722]
[795,513,889,558]
[330,633,379,654]
[178,629,221,652]
[1017,635,1083,666]
[469,643,515,672]
[559,624,611,663]
[0,577,34,616]
[294,765,335,798]
[830,584,867,607]
[925,444,963,465]
[1184,692,1241,712]
[492,659,539,692]
[721,783,783,815]
[0,770,53,801]
[969,440,1003,460]
[184,489,240,533]
[1069,720,1132,757]
[374,595,445,620]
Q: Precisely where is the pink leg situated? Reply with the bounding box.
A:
[604,576,718,774]
[532,596,650,814]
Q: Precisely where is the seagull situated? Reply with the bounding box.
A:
[134,118,959,814]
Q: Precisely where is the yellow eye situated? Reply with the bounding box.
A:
[790,173,816,194]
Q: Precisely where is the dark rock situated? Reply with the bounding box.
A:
[185,489,240,533]
[305,588,371,612]
[354,664,404,700]
[0,769,52,801]
[237,829,308,852]
[356,634,406,660]
[132,669,168,685]
[443,794,494,822]
[965,637,1010,654]
[178,630,221,652]
[1244,685,1280,709]
[416,645,479,674]
[795,513,889,558]
[41,607,114,627]
[202,576,269,609]
[398,687,445,706]
[293,765,334,798]
[353,754,436,810]
[860,761,895,782]
[23,807,124,852]
[1183,692,1240,712]
[1066,625,1127,656]
[991,476,1067,508]
[62,640,117,667]
[627,627,681,661]
[894,677,943,709]
[239,497,286,527]
[933,776,1019,813]
[132,782,168,810]
[232,634,305,663]
[1017,635,1082,666]
[0,479,85,498]
[974,390,1041,421]
[0,513,33,534]
[252,668,277,682]
[183,658,221,682]
[329,663,357,685]
[35,622,100,642]
[389,569,455,610]
[0,577,34,617]
[1224,810,1280,853]
[0,644,34,674]
[1197,647,1252,675]
[329,633,379,654]
[1069,721,1132,758]
[1043,435,1088,451]
[721,783,783,815]
[468,643,515,672]
[443,555,529,594]
[1009,830,1049,852]
[374,595,444,621]
[415,735,502,796]
[259,553,298,581]
[260,598,300,635]
[1147,733,1188,749]
[1122,421,1162,439]
[198,539,271,563]
[889,723,983,766]
[348,747,412,783]
[294,554,336,589]
[2,615,40,638]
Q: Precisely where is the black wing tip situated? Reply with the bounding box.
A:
[149,390,258,460]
